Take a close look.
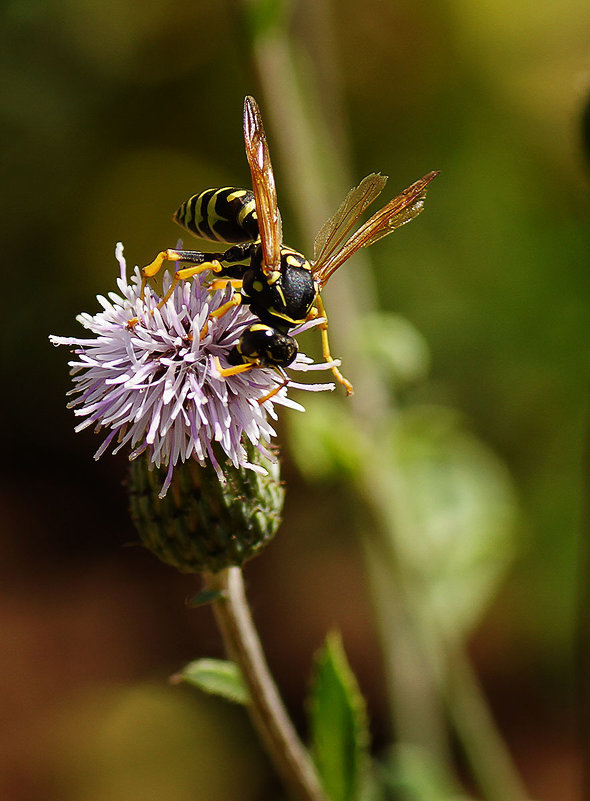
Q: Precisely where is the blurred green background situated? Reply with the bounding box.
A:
[3,0,590,798]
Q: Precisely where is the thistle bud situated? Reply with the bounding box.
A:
[128,445,285,574]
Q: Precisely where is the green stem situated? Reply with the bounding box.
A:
[445,646,529,801]
[575,386,590,801]
[206,567,327,801]
[364,454,529,801]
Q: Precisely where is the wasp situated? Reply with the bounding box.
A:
[140,96,438,398]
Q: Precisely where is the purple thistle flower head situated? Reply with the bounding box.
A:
[50,244,335,497]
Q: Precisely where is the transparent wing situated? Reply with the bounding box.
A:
[243,96,282,275]
[312,171,439,289]
[313,173,388,264]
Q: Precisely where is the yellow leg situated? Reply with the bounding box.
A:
[256,374,290,405]
[142,249,222,279]
[175,259,223,282]
[140,249,180,299]
[156,260,223,308]
[315,295,354,396]
[141,248,223,301]
[199,291,242,341]
[143,249,182,278]
[213,357,288,404]
[213,356,253,377]
[209,292,242,319]
[131,254,225,325]
[209,278,243,291]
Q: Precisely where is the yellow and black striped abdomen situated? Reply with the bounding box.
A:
[173,187,259,244]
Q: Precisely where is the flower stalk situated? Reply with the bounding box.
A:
[206,567,327,801]
[52,228,339,801]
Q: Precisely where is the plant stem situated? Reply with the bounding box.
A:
[576,386,590,801]
[445,645,530,801]
[205,567,327,801]
[363,453,529,801]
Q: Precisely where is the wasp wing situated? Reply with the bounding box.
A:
[312,171,439,289]
[313,173,388,264]
[243,96,283,275]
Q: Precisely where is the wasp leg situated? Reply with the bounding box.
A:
[209,293,242,319]
[213,356,253,377]
[143,248,183,279]
[158,260,223,307]
[142,249,221,278]
[213,358,289,404]
[140,249,224,299]
[197,293,243,341]
[256,369,290,405]
[209,278,243,291]
[315,295,354,396]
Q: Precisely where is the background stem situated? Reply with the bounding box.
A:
[206,567,327,801]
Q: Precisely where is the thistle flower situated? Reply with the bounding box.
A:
[50,244,335,498]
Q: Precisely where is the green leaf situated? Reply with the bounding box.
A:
[309,632,370,801]
[363,311,431,389]
[287,394,365,482]
[388,405,519,640]
[175,659,250,705]
[187,588,225,607]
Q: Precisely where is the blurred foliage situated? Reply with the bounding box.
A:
[383,743,470,801]
[45,683,268,801]
[389,405,518,641]
[3,0,590,797]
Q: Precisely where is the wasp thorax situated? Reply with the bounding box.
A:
[278,261,316,317]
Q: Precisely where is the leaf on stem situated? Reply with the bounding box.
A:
[187,588,226,607]
[174,658,250,705]
[308,631,370,801]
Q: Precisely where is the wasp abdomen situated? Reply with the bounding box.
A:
[174,187,259,244]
